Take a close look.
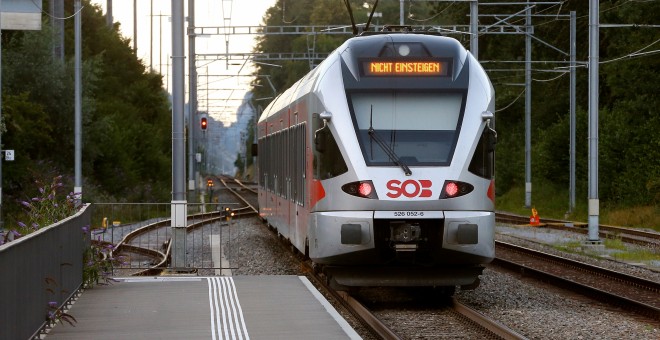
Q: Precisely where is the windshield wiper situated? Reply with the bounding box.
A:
[368,106,412,176]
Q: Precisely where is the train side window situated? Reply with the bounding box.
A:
[468,126,497,179]
[314,124,348,180]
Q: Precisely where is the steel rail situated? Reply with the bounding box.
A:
[219,177,258,214]
[452,298,527,340]
[494,241,660,319]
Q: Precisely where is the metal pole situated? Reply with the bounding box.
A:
[51,0,65,62]
[106,0,113,28]
[75,0,83,205]
[400,0,404,25]
[171,0,187,269]
[150,0,153,71]
[569,11,576,214]
[133,0,137,51]
[587,0,600,242]
[524,2,532,208]
[0,0,3,227]
[470,0,478,60]
[188,0,197,200]
[159,10,162,75]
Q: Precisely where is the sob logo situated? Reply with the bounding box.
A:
[386,179,433,198]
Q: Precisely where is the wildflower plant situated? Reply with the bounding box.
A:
[82,226,123,287]
[16,175,78,235]
[44,277,77,327]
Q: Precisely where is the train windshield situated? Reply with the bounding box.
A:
[348,91,464,166]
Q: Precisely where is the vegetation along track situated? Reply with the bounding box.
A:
[495,212,660,248]
[494,241,660,319]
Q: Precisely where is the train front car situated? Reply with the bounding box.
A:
[311,33,496,291]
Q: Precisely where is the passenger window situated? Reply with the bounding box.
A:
[468,126,496,179]
[314,124,348,180]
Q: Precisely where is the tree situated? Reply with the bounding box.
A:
[1,0,173,223]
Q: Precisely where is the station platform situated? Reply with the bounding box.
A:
[45,276,361,339]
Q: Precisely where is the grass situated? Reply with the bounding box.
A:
[550,235,660,264]
[496,181,659,232]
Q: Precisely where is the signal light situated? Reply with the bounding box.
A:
[342,181,378,199]
[201,117,208,130]
[207,179,214,187]
[222,207,234,221]
[439,180,474,199]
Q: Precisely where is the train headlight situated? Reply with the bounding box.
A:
[342,181,379,199]
[439,181,474,199]
[398,44,411,56]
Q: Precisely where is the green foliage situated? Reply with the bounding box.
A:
[1,0,172,223]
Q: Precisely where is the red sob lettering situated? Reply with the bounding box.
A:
[386,179,433,198]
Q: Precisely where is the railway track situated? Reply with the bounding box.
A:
[496,212,660,248]
[225,177,525,339]
[493,241,660,319]
[106,177,257,276]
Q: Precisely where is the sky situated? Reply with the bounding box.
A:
[90,0,278,124]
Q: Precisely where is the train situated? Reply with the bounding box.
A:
[256,27,496,293]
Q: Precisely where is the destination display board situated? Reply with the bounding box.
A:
[362,59,451,77]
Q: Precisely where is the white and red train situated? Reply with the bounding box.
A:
[257,30,496,292]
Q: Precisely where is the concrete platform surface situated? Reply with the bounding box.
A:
[45,276,361,340]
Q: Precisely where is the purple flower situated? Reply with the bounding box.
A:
[48,301,58,308]
[48,311,56,320]
[82,226,90,234]
[17,221,27,228]
[20,201,31,208]
[11,230,21,237]
[39,187,45,194]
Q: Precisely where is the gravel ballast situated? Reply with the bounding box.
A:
[222,214,658,339]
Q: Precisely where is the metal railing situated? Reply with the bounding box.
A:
[0,204,91,340]
[0,202,241,339]
[93,202,241,276]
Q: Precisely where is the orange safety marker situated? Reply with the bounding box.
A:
[529,207,540,226]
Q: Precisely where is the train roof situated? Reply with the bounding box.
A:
[258,33,470,124]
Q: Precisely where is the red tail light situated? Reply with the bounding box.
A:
[445,182,459,197]
[439,181,474,199]
[342,181,378,199]
[358,182,373,197]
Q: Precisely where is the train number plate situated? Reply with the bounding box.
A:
[374,211,444,219]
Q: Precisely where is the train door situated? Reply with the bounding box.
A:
[286,124,294,243]
[293,121,307,252]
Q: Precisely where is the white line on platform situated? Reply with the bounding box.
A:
[207,277,249,340]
